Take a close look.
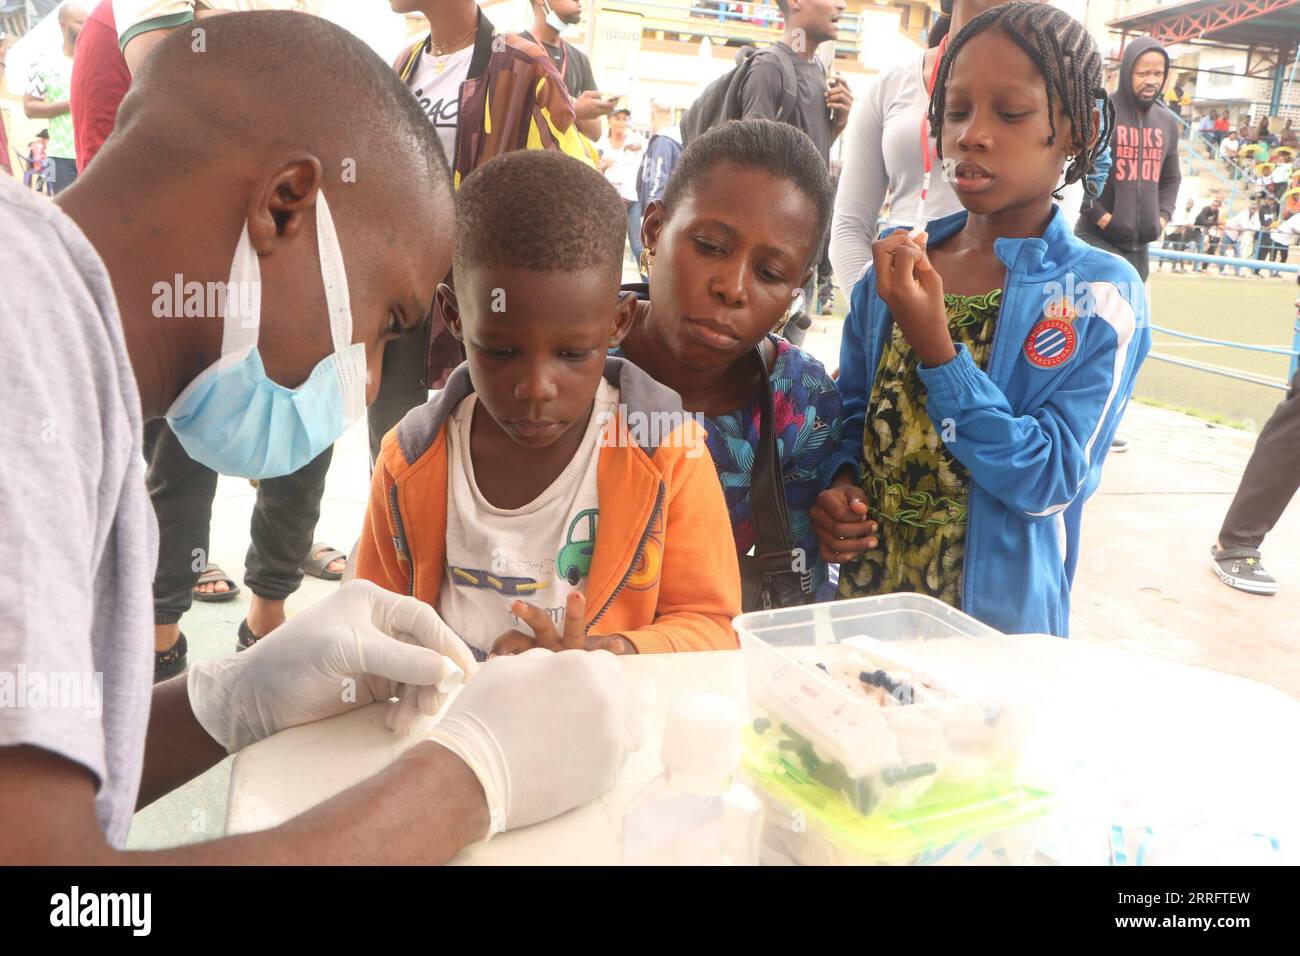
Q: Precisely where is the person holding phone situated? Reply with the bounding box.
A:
[521,0,608,141]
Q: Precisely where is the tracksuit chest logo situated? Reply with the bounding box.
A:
[1024,299,1078,369]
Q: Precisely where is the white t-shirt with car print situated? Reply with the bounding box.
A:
[438,379,618,655]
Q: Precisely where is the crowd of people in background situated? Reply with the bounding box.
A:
[1160,193,1300,278]
[1145,96,1300,280]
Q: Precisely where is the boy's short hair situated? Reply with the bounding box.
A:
[454,151,628,284]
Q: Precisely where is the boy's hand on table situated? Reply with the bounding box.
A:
[812,474,879,563]
[872,231,956,368]
[489,593,636,657]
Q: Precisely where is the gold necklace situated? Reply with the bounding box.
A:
[430,24,477,73]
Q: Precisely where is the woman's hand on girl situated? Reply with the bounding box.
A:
[872,232,957,368]
[811,479,880,564]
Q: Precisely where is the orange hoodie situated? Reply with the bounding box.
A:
[355,358,741,654]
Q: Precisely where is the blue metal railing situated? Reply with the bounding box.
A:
[1147,247,1300,388]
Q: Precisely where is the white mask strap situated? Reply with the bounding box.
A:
[314,189,368,424]
[219,223,262,369]
[315,190,354,355]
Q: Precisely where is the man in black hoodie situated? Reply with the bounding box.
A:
[1076,37,1181,280]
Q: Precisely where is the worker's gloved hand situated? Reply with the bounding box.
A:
[187,580,478,753]
[428,648,643,835]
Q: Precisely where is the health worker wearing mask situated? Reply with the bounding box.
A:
[0,11,640,865]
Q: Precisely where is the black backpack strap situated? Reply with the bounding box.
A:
[762,43,800,125]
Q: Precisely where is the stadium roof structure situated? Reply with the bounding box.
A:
[1109,0,1300,80]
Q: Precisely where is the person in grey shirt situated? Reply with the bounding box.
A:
[738,0,852,342]
[0,11,639,865]
[739,0,852,166]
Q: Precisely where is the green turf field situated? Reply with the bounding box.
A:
[1140,270,1297,431]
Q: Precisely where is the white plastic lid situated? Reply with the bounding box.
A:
[661,693,743,780]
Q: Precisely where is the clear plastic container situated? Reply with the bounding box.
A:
[756,786,1052,866]
[735,594,1043,842]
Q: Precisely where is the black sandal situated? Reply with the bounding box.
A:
[154,632,188,683]
[236,619,262,652]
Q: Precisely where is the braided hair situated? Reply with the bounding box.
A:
[928,1,1115,198]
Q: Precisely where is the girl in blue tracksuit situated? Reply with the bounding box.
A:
[812,2,1151,637]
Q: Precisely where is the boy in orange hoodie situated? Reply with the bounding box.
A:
[355,151,740,658]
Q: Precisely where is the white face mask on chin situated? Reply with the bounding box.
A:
[543,1,569,33]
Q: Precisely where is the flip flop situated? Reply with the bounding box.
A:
[192,563,241,603]
[301,542,346,581]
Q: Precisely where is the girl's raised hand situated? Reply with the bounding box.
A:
[871,231,957,367]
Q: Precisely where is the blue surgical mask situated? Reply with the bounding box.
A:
[544,2,568,33]
[165,190,367,479]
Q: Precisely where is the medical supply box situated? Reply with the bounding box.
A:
[734,594,1052,865]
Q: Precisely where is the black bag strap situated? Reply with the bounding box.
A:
[763,43,800,124]
[734,46,799,126]
[682,44,798,145]
[748,339,797,575]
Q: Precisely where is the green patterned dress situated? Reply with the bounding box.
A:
[837,290,1002,607]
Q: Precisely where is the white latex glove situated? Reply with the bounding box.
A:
[428,648,643,835]
[188,580,478,752]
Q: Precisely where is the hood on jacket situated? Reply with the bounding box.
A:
[1116,36,1170,114]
